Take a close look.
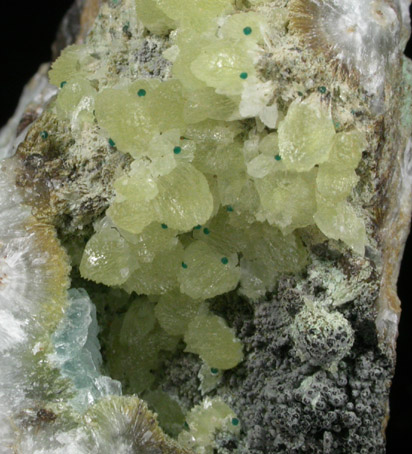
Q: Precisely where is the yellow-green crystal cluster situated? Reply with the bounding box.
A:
[105,296,181,394]
[178,397,241,454]
[48,0,369,444]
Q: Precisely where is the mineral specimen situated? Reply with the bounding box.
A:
[1,0,412,453]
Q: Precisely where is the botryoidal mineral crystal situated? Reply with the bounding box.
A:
[1,1,412,453]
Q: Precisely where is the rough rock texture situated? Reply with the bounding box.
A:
[1,1,412,454]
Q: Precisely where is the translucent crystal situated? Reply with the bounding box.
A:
[278,96,336,172]
[242,222,309,274]
[188,121,241,170]
[119,298,157,346]
[155,0,233,30]
[147,80,186,131]
[255,169,318,232]
[135,0,175,34]
[144,389,186,437]
[314,130,367,251]
[238,77,276,121]
[183,87,237,123]
[184,305,243,369]
[155,163,214,231]
[123,242,183,295]
[316,164,359,200]
[113,161,159,203]
[179,240,240,300]
[314,196,367,255]
[145,130,180,177]
[172,30,211,90]
[107,198,156,235]
[154,289,202,336]
[49,44,87,87]
[198,363,223,395]
[178,397,240,453]
[94,87,157,156]
[192,209,245,257]
[191,41,257,96]
[328,130,367,169]
[220,12,268,44]
[239,257,273,300]
[51,288,122,410]
[80,223,139,286]
[120,222,178,263]
[247,153,280,178]
[107,300,180,394]
[55,76,95,124]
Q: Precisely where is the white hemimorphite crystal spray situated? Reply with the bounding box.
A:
[0,162,121,451]
[0,164,67,451]
[289,0,408,98]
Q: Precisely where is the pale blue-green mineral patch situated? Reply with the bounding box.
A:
[50,288,122,411]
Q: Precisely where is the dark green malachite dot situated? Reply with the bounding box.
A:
[210,368,219,375]
[318,86,327,94]
[203,227,210,235]
[232,418,240,426]
[137,89,147,97]
[108,138,116,147]
[226,205,234,212]
[174,146,182,155]
[182,262,188,269]
[243,26,252,35]
[184,422,189,429]
[221,257,229,265]
[60,81,67,89]
[194,225,202,230]
[240,72,248,80]
[275,154,282,161]
[161,223,168,229]
[297,91,303,96]
[40,131,49,140]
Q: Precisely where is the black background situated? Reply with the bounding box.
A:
[0,2,411,451]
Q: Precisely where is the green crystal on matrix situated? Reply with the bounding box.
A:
[278,95,336,172]
[79,220,139,286]
[144,389,186,437]
[155,289,202,336]
[184,304,244,369]
[178,240,240,300]
[95,88,157,155]
[178,397,241,453]
[155,164,214,230]
[191,42,256,95]
[48,44,87,86]
[4,0,410,452]
[123,242,184,295]
[134,0,175,34]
